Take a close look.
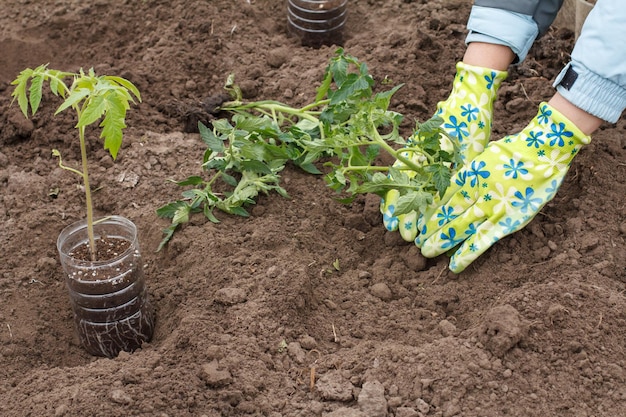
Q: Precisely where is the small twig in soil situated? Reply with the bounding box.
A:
[6,323,12,339]
[310,367,316,391]
[520,83,532,102]
[596,313,603,329]
[527,259,553,267]
[331,323,339,343]
[432,266,448,284]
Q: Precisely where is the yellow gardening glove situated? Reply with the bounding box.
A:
[381,62,508,241]
[416,102,591,273]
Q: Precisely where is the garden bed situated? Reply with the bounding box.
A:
[1,0,625,416]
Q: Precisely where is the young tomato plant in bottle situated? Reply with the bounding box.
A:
[11,64,141,260]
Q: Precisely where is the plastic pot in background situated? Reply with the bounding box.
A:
[287,0,348,47]
[57,215,155,358]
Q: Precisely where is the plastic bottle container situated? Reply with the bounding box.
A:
[287,0,348,47]
[57,216,155,358]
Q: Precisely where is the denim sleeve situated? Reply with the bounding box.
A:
[554,0,626,123]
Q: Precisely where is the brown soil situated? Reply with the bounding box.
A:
[2,1,626,416]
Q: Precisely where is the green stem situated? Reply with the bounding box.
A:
[78,123,96,261]
[369,127,427,173]
[340,165,389,173]
[222,101,322,124]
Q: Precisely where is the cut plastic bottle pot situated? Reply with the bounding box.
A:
[287,0,348,47]
[57,215,155,358]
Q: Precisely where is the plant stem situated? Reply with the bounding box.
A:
[222,101,323,124]
[369,126,426,173]
[78,124,96,261]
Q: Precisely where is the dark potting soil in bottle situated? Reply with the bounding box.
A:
[65,237,155,358]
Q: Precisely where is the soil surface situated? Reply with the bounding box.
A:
[2,1,626,416]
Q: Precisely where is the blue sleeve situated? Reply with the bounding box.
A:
[465,5,539,63]
[554,0,626,122]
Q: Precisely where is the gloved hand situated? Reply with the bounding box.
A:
[381,62,508,241]
[416,102,591,273]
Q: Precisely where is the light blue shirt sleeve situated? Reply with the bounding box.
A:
[465,5,539,63]
[554,0,626,123]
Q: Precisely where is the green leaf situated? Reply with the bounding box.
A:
[99,100,126,159]
[212,118,234,134]
[199,121,224,152]
[55,88,91,114]
[10,68,33,117]
[315,69,333,102]
[157,224,178,252]
[425,163,453,198]
[105,75,141,102]
[241,160,272,175]
[297,162,322,175]
[221,172,238,187]
[329,73,372,105]
[172,203,192,225]
[240,142,268,162]
[175,176,204,186]
[419,115,444,135]
[28,74,44,115]
[156,201,187,219]
[79,94,106,128]
[395,190,433,216]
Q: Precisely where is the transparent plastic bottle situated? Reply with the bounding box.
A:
[287,0,348,47]
[57,215,155,358]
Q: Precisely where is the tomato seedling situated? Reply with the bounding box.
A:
[157,49,460,248]
[11,64,141,260]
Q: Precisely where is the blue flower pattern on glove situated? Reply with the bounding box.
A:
[467,160,490,187]
[382,203,398,231]
[381,62,508,242]
[416,102,591,273]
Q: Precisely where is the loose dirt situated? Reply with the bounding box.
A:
[1,1,626,416]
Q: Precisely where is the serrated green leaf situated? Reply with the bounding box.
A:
[221,172,238,187]
[28,74,44,115]
[11,69,32,117]
[172,204,191,225]
[204,157,228,171]
[240,142,268,162]
[395,190,433,216]
[157,224,178,252]
[203,205,220,223]
[198,121,224,152]
[224,205,249,217]
[79,94,106,128]
[56,88,90,114]
[425,163,453,198]
[297,162,322,175]
[156,201,187,219]
[419,115,444,135]
[212,118,234,134]
[315,69,333,102]
[241,159,272,175]
[105,75,141,102]
[99,100,126,159]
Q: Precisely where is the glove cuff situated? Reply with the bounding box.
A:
[435,62,508,162]
[453,62,508,99]
[527,102,592,148]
